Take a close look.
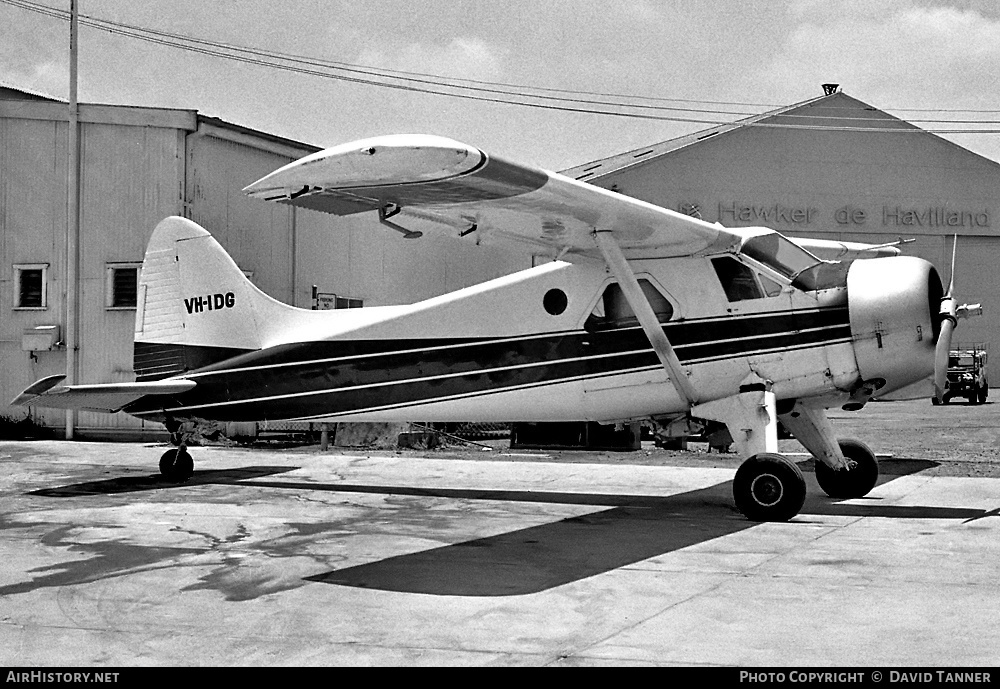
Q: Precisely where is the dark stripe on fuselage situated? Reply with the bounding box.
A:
[134,341,255,381]
[126,307,852,421]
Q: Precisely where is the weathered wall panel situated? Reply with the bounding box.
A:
[186,134,297,302]
[293,209,531,309]
[1,116,69,429]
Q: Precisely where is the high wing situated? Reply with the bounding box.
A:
[11,375,196,414]
[243,134,744,261]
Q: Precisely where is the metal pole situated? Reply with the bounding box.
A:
[65,0,81,439]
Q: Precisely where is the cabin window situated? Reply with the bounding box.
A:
[585,279,673,330]
[711,256,764,301]
[14,264,47,309]
[543,288,568,315]
[106,263,141,309]
[759,273,784,297]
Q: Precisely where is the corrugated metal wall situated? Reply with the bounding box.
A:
[1,101,529,436]
[73,121,188,431]
[1,115,69,428]
[0,104,318,434]
[186,133,297,303]
[0,109,189,432]
[293,210,531,308]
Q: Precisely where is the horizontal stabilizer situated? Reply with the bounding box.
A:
[11,375,196,413]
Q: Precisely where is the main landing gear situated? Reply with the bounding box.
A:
[159,443,194,482]
[732,439,879,521]
[813,439,879,499]
[733,453,806,522]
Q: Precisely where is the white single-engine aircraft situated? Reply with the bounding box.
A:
[13,135,982,521]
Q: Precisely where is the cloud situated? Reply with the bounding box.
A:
[356,36,505,82]
[751,1,1000,105]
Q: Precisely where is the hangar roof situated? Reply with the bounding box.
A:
[561,90,944,182]
[0,85,320,159]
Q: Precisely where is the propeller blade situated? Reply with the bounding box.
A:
[933,235,960,402]
[933,315,956,401]
[946,235,957,297]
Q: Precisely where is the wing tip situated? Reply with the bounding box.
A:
[10,374,68,406]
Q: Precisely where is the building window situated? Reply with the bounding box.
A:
[315,292,363,310]
[14,264,47,309]
[335,296,364,309]
[106,263,140,309]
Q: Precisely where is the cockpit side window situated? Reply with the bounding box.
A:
[711,256,764,302]
[758,273,784,297]
[741,232,823,279]
[585,279,673,330]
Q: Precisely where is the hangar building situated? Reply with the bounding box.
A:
[563,88,997,351]
[1,85,997,437]
[0,86,526,437]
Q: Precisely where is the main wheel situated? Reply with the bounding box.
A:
[733,453,807,522]
[814,438,878,499]
[159,447,194,482]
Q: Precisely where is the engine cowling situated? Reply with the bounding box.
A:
[847,256,943,395]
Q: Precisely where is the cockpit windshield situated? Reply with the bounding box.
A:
[739,232,849,292]
[740,232,823,279]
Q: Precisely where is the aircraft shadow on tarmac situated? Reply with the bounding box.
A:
[291,459,992,597]
[27,458,996,597]
[28,466,297,497]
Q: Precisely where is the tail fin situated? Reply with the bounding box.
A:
[134,216,296,379]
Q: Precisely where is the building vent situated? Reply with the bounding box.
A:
[822,83,840,95]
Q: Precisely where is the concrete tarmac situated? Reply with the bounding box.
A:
[0,439,998,667]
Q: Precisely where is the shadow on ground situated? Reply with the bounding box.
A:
[24,458,997,597]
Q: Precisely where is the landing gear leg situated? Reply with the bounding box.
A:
[733,453,807,522]
[159,444,194,482]
[691,384,808,521]
[814,438,879,499]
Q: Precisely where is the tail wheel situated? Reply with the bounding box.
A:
[815,438,878,499]
[733,453,807,522]
[159,447,194,482]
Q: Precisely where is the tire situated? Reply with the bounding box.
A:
[733,453,807,522]
[159,448,194,482]
[979,387,989,404]
[815,438,879,499]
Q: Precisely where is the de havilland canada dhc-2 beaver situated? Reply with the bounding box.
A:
[13,134,983,521]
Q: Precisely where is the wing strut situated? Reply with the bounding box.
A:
[593,230,699,406]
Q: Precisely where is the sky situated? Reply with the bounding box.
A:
[3,0,1000,171]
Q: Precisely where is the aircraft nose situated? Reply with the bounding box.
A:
[846,256,941,395]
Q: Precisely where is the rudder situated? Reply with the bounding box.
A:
[134,216,293,380]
